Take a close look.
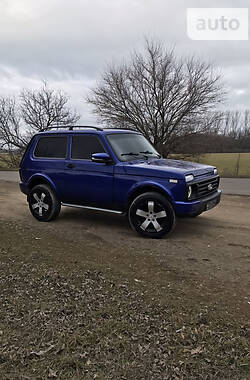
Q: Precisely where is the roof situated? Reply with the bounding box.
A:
[36,126,140,136]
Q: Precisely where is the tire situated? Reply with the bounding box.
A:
[128,192,176,238]
[28,184,61,222]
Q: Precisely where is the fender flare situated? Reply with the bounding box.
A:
[27,174,58,196]
[127,181,174,206]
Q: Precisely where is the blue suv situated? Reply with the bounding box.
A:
[19,126,221,238]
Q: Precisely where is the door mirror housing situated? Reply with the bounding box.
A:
[91,152,113,164]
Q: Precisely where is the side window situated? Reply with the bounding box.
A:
[71,135,105,160]
[34,136,67,159]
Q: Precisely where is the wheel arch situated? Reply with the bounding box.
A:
[27,174,58,195]
[127,183,173,211]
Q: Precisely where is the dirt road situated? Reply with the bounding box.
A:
[0,180,249,379]
[0,180,249,303]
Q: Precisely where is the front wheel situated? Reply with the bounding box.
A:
[128,192,176,238]
[28,184,61,222]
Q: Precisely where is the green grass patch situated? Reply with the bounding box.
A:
[199,153,240,177]
[237,153,250,177]
[171,153,250,178]
[198,153,250,178]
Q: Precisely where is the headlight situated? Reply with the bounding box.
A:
[187,185,192,199]
[214,168,218,175]
[185,174,194,183]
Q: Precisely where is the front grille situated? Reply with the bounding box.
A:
[189,176,220,200]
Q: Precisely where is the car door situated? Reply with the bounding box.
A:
[62,134,114,208]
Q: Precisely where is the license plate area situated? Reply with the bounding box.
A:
[206,198,218,211]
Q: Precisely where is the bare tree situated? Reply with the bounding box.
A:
[87,40,225,154]
[217,110,250,152]
[174,109,250,155]
[0,82,80,168]
[20,82,80,132]
[0,97,27,167]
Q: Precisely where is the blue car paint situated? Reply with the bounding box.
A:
[19,129,221,215]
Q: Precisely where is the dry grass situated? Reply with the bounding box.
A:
[0,153,20,170]
[0,154,11,169]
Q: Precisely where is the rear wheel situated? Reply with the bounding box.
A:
[128,192,176,238]
[28,184,61,222]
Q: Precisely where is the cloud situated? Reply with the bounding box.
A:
[0,0,250,121]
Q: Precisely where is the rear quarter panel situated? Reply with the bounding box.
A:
[19,135,67,199]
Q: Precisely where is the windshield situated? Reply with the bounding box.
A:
[106,133,160,162]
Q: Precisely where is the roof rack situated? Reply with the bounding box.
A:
[40,125,103,132]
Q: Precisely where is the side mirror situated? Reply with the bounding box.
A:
[91,152,113,164]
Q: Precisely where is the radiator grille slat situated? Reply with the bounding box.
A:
[190,177,220,200]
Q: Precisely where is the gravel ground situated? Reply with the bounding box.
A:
[0,181,249,379]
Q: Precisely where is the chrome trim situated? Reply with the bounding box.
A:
[61,203,123,214]
[188,175,219,186]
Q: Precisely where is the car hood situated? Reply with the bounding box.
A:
[123,158,215,180]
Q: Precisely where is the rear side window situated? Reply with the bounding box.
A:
[34,136,67,159]
[71,135,105,160]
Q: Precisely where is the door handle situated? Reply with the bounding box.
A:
[66,163,74,169]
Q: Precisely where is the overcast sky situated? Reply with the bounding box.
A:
[0,0,249,124]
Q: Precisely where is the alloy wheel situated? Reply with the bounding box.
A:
[30,191,50,217]
[135,200,167,233]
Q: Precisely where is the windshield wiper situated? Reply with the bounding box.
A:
[140,151,161,158]
[121,151,160,160]
[121,152,139,156]
[139,151,154,155]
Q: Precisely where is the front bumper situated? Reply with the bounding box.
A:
[174,190,222,216]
